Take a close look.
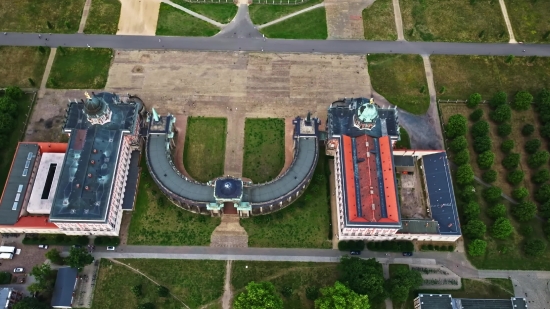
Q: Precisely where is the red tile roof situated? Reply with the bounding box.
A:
[379,136,399,223]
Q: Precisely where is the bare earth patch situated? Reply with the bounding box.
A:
[117,0,161,35]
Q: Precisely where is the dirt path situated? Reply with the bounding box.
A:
[325,0,375,39]
[78,0,93,33]
[117,0,161,35]
[222,261,233,309]
[498,0,516,43]
[224,111,245,177]
[38,48,57,99]
[392,0,404,41]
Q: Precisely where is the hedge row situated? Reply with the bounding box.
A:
[338,240,365,251]
[420,244,454,252]
[366,240,414,252]
[22,234,89,246]
[94,236,120,246]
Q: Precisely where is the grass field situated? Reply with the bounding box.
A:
[368,54,429,114]
[231,261,339,309]
[183,117,226,182]
[362,0,397,40]
[431,55,550,100]
[127,156,221,246]
[0,47,50,88]
[261,7,327,39]
[156,3,220,37]
[394,128,411,149]
[242,118,285,183]
[83,0,121,34]
[171,0,238,23]
[0,0,85,33]
[505,0,550,43]
[240,152,332,248]
[47,48,112,89]
[400,0,508,42]
[249,0,323,25]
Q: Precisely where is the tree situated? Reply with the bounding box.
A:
[445,114,468,138]
[500,140,514,154]
[540,123,550,138]
[477,151,494,169]
[528,150,550,168]
[490,104,511,123]
[512,201,537,222]
[482,169,497,183]
[532,169,550,184]
[132,284,142,297]
[525,139,541,154]
[468,239,487,257]
[45,248,63,265]
[502,153,520,170]
[483,186,502,203]
[306,286,320,300]
[66,247,94,270]
[467,93,482,108]
[4,86,24,100]
[490,91,507,109]
[456,164,474,186]
[497,123,512,137]
[453,149,470,166]
[470,108,483,121]
[385,268,422,303]
[338,257,386,304]
[12,297,51,309]
[471,120,489,138]
[0,112,14,134]
[233,282,283,309]
[492,218,514,239]
[463,219,486,239]
[463,201,481,222]
[541,201,550,218]
[512,90,533,111]
[29,263,55,294]
[522,124,535,136]
[535,183,550,203]
[512,187,529,201]
[487,203,507,219]
[157,286,169,297]
[0,97,17,117]
[449,136,467,153]
[314,281,370,309]
[473,135,492,153]
[506,170,524,185]
[459,185,477,202]
[523,239,547,257]
[520,224,533,237]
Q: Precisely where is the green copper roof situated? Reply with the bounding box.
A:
[357,102,378,123]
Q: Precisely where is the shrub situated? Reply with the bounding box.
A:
[366,240,414,252]
[528,150,550,168]
[4,86,24,100]
[449,136,468,153]
[506,170,524,185]
[477,151,494,169]
[305,286,319,300]
[487,203,507,219]
[473,135,492,153]
[500,140,514,153]
[490,104,511,123]
[45,248,64,265]
[446,114,468,138]
[463,201,481,222]
[482,169,497,183]
[459,185,477,202]
[456,164,474,186]
[525,139,542,154]
[520,225,534,237]
[157,286,169,297]
[490,91,507,109]
[94,236,120,246]
[541,201,550,218]
[522,124,535,136]
[512,201,537,222]
[469,108,483,121]
[467,93,482,108]
[492,218,514,239]
[535,183,550,203]
[502,153,520,170]
[483,186,502,203]
[532,169,550,184]
[132,284,142,297]
[512,90,533,111]
[540,123,550,138]
[338,240,365,251]
[512,187,529,201]
[22,234,89,246]
[463,219,486,239]
[453,149,470,166]
[468,239,487,257]
[497,123,512,137]
[523,239,547,257]
[471,120,489,138]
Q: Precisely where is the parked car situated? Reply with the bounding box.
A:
[350,251,361,256]
[106,246,116,251]
[402,252,413,257]
[38,244,48,249]
[13,267,24,273]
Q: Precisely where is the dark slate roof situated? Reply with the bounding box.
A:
[0,143,39,225]
[394,155,414,167]
[418,294,528,309]
[511,297,528,309]
[422,152,461,236]
[458,298,524,309]
[417,294,454,309]
[51,267,78,307]
[398,219,439,234]
[378,108,398,136]
[122,151,140,210]
[215,178,243,199]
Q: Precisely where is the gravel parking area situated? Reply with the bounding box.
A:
[0,236,60,282]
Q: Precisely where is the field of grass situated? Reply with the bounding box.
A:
[368,54,429,115]
[127,156,221,246]
[261,7,327,39]
[240,152,332,248]
[432,55,550,100]
[362,0,396,40]
[171,0,238,23]
[83,0,121,34]
[231,261,339,309]
[505,0,550,43]
[400,0,508,42]
[249,0,323,25]
[0,47,50,88]
[183,117,226,182]
[242,118,285,183]
[394,128,411,149]
[156,3,220,37]
[47,48,112,89]
[0,0,85,33]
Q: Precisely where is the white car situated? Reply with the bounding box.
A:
[13,267,24,273]
[106,246,116,251]
[38,244,48,249]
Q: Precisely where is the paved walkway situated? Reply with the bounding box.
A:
[38,47,57,99]
[162,0,224,28]
[498,0,516,43]
[224,111,245,177]
[392,0,404,41]
[258,3,325,29]
[78,0,93,33]
[216,4,262,38]
[325,0,374,39]
[382,264,394,309]
[420,55,443,149]
[221,260,233,309]
[210,215,248,248]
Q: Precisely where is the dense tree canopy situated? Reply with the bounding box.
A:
[490,104,511,123]
[512,91,533,111]
[233,282,283,309]
[502,153,520,170]
[470,108,483,121]
[522,124,535,136]
[492,218,514,239]
[449,136,467,153]
[471,120,489,138]
[13,297,51,309]
[477,151,494,169]
[467,93,482,108]
[456,164,474,186]
[512,187,529,201]
[487,203,507,219]
[468,239,487,257]
[532,169,550,184]
[453,149,470,166]
[463,201,481,222]
[528,150,550,169]
[490,91,507,109]
[463,219,486,239]
[523,239,547,257]
[535,183,550,203]
[506,170,525,185]
[66,247,94,270]
[525,139,542,154]
[473,135,492,153]
[512,201,537,222]
[338,257,386,305]
[28,263,56,294]
[446,114,467,139]
[385,268,422,303]
[315,281,370,309]
[497,123,512,137]
[482,169,497,183]
[482,186,502,203]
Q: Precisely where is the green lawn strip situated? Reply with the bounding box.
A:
[117,259,226,308]
[171,0,238,24]
[362,0,397,40]
[240,152,331,248]
[231,261,338,309]
[394,127,411,149]
[504,0,550,43]
[0,46,50,88]
[0,0,84,33]
[249,0,323,25]
[432,55,550,100]
[400,0,508,42]
[183,117,226,182]
[156,3,220,37]
[47,48,112,89]
[261,7,327,39]
[83,0,121,34]
[127,155,221,246]
[368,54,429,115]
[242,118,285,183]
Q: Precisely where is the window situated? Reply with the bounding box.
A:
[15,194,20,202]
[27,152,33,160]
[12,202,18,210]
[17,185,23,193]
[22,169,28,177]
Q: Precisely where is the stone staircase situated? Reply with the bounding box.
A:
[210,215,249,248]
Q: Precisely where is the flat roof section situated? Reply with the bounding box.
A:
[51,267,78,308]
[417,294,453,309]
[0,143,39,225]
[122,151,140,210]
[393,155,414,167]
[355,135,381,222]
[27,153,65,214]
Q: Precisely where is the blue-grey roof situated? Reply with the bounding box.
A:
[122,151,140,210]
[422,152,461,236]
[417,294,453,309]
[215,178,243,199]
[0,143,38,225]
[418,294,528,309]
[51,267,78,307]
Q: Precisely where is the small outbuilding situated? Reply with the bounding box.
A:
[51,267,78,308]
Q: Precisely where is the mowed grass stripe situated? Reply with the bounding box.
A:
[362,0,397,41]
[156,3,220,37]
[84,0,121,34]
[0,46,50,87]
[47,47,112,89]
[171,0,238,24]
[261,7,327,39]
[249,0,323,25]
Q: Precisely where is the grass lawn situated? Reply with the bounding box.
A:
[0,47,50,88]
[83,0,121,34]
[505,0,550,43]
[394,128,411,149]
[156,3,220,37]
[432,55,550,100]
[127,156,221,246]
[0,0,85,33]
[261,7,327,39]
[183,117,226,182]
[362,0,397,40]
[47,48,112,89]
[242,118,285,183]
[240,152,332,248]
[231,261,339,309]
[249,0,322,25]
[400,0,508,42]
[368,54,429,115]
[171,0,238,23]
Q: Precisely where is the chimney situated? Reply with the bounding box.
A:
[93,149,98,154]
[85,186,90,191]
[87,173,92,178]
[90,160,95,164]
[76,184,80,188]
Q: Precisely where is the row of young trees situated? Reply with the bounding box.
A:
[0,86,24,148]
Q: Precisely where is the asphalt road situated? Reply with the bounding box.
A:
[1,33,550,56]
